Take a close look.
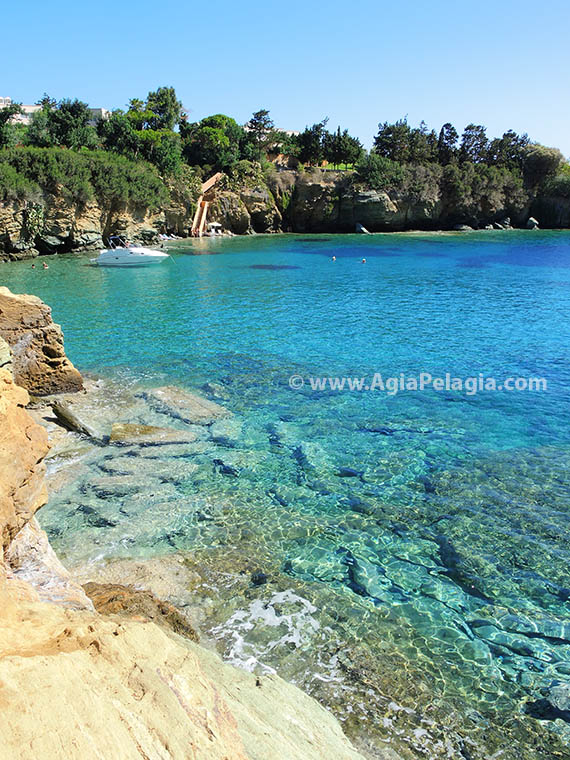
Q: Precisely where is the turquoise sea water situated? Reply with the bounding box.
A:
[2,231,570,758]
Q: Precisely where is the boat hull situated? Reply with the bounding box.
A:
[94,257,167,267]
[92,246,170,267]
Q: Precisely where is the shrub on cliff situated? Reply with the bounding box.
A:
[0,148,168,209]
[0,163,40,201]
[84,152,168,209]
[542,170,570,199]
[441,163,527,221]
[522,145,565,188]
[355,153,405,191]
[0,148,92,202]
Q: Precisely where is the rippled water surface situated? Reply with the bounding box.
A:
[2,231,570,758]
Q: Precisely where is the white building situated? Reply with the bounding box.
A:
[0,97,41,125]
[0,97,110,126]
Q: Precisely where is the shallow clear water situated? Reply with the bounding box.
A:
[3,231,570,758]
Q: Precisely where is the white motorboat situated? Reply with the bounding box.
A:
[92,237,170,267]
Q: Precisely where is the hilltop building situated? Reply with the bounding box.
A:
[0,97,110,126]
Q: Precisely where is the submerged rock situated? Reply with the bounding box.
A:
[109,422,199,446]
[201,380,230,400]
[52,398,103,440]
[142,385,230,425]
[210,416,243,445]
[546,683,570,712]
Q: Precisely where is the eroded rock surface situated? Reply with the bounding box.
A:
[142,385,230,425]
[0,287,82,395]
[109,422,199,446]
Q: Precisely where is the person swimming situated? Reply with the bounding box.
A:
[332,256,336,261]
[42,262,49,269]
[31,264,36,269]
[361,258,366,263]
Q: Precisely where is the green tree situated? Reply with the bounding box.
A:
[181,114,248,171]
[0,102,23,149]
[269,130,300,160]
[459,124,488,164]
[35,93,57,109]
[408,121,438,164]
[126,99,153,131]
[355,153,404,190]
[323,127,363,168]
[373,119,411,162]
[522,144,564,187]
[47,99,98,148]
[246,109,275,156]
[437,123,459,165]
[145,87,183,131]
[297,119,329,165]
[487,130,529,170]
[135,129,183,175]
[97,111,139,156]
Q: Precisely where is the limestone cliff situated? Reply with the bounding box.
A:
[0,190,193,261]
[280,168,530,232]
[0,287,83,395]
[3,166,560,249]
[0,316,368,760]
[0,336,90,607]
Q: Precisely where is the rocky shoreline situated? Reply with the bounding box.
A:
[0,287,374,760]
[2,167,569,261]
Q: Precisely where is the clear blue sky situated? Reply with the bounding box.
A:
[3,0,570,156]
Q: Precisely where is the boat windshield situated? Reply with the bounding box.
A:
[108,236,127,249]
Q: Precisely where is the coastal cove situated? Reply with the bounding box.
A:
[2,231,570,759]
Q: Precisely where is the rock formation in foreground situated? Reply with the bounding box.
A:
[0,326,369,759]
[0,287,83,395]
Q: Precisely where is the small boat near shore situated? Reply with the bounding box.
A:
[92,237,170,267]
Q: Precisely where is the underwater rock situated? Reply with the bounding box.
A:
[87,474,161,499]
[201,381,230,400]
[294,441,331,474]
[142,385,230,425]
[210,416,244,446]
[213,458,241,477]
[337,467,362,478]
[251,571,269,586]
[546,683,570,712]
[109,422,199,446]
[52,398,104,440]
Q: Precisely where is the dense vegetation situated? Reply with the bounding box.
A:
[0,86,568,228]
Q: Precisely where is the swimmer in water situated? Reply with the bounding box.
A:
[332,256,336,261]
[31,264,36,269]
[362,258,366,263]
[42,262,49,269]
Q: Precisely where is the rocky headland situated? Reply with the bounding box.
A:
[0,287,377,760]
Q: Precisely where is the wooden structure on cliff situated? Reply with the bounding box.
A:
[191,172,223,237]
